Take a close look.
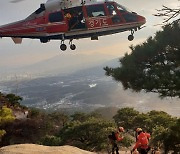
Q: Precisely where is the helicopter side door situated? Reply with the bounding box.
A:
[46,11,68,33]
[85,4,111,30]
[64,6,86,31]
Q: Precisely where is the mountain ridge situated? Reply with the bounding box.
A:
[0,53,117,78]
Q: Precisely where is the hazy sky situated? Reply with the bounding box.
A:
[0,0,179,69]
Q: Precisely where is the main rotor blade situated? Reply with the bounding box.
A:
[10,0,25,3]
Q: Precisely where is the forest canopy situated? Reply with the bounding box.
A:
[0,93,179,153]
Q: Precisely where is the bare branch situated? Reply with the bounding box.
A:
[154,4,180,24]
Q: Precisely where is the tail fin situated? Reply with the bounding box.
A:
[11,37,23,44]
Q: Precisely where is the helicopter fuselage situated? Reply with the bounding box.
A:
[0,1,146,50]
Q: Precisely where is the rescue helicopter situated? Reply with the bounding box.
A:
[0,0,146,51]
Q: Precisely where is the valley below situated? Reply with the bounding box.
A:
[0,61,179,116]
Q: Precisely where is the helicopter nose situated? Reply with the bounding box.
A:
[137,15,146,25]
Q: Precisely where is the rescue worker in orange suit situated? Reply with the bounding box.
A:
[108,127,124,154]
[65,13,72,30]
[131,128,151,154]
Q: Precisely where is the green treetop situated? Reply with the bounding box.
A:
[104,21,180,98]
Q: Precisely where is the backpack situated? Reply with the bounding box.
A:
[108,131,117,140]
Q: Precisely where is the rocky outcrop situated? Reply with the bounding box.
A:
[0,144,96,154]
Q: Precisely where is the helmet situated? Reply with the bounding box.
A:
[118,127,124,132]
[65,13,72,19]
[136,128,142,132]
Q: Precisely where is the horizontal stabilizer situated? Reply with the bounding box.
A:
[11,37,23,44]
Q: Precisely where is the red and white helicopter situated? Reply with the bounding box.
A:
[0,0,146,51]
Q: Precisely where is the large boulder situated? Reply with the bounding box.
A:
[0,144,96,154]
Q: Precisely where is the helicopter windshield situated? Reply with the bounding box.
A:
[116,4,132,13]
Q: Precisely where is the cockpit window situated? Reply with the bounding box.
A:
[117,4,132,13]
[123,13,137,22]
[86,5,106,17]
[106,3,117,15]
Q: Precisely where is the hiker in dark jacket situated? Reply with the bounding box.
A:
[108,127,124,154]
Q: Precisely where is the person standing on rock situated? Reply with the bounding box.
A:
[108,126,124,154]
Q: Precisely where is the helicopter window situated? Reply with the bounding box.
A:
[123,13,137,22]
[112,15,121,23]
[106,4,117,16]
[86,5,106,17]
[117,4,132,13]
[49,12,63,23]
